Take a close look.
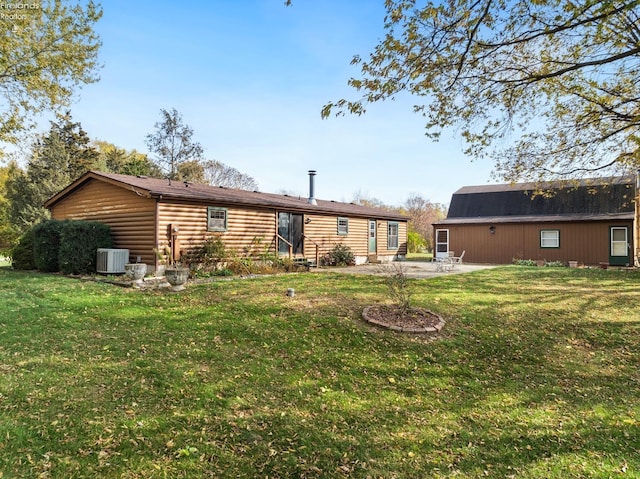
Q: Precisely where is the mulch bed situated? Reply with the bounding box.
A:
[362,305,445,334]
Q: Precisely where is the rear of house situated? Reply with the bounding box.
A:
[433,177,636,266]
[45,171,408,272]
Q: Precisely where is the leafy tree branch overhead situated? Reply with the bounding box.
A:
[0,1,102,146]
[322,0,640,182]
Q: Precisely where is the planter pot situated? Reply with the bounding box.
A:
[165,268,189,292]
[125,263,147,283]
[568,261,578,268]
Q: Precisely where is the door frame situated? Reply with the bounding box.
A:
[368,220,377,254]
[610,226,631,266]
[435,228,449,259]
[278,212,304,256]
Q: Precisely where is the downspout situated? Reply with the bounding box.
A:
[154,196,160,273]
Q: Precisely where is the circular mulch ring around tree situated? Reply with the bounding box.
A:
[362,305,445,334]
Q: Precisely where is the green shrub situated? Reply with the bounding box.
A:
[407,230,426,253]
[183,236,226,272]
[33,220,65,272]
[544,260,565,268]
[9,229,36,270]
[58,221,113,274]
[322,243,355,266]
[512,258,537,266]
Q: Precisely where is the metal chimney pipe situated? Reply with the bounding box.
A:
[308,170,317,205]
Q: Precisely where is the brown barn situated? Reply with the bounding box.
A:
[44,170,408,272]
[433,177,637,266]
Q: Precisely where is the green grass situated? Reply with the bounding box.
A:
[405,252,433,261]
[0,266,639,478]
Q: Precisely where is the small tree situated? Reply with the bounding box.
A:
[379,263,413,314]
[407,230,426,254]
[145,108,204,184]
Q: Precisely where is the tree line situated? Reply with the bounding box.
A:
[0,107,447,256]
[0,109,259,254]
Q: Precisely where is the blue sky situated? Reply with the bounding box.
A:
[65,0,494,206]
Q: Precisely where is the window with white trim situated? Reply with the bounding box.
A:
[207,207,227,232]
[337,217,349,235]
[540,229,560,248]
[388,222,399,249]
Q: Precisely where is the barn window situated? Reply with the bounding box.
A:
[337,217,349,235]
[388,222,399,249]
[207,207,228,232]
[540,229,560,248]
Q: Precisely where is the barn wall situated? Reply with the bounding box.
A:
[49,180,157,265]
[441,220,634,265]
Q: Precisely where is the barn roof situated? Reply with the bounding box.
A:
[436,176,636,225]
[44,171,408,221]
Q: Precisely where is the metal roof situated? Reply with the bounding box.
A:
[436,212,634,225]
[442,176,635,222]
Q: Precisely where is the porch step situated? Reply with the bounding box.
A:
[293,258,317,269]
[368,255,382,264]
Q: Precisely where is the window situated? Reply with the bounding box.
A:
[540,229,560,248]
[207,207,227,232]
[388,222,399,249]
[337,217,349,235]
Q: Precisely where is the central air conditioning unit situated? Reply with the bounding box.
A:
[96,248,129,274]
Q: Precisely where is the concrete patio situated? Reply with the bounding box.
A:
[311,261,496,279]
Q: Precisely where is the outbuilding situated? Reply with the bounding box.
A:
[433,176,637,266]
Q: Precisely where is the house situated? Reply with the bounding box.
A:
[44,170,408,272]
[433,176,637,266]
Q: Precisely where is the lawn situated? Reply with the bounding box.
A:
[0,266,639,478]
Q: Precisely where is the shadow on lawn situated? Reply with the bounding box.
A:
[1,267,639,477]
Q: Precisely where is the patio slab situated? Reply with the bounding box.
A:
[311,261,496,279]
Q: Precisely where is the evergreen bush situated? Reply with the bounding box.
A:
[58,221,113,274]
[33,220,64,272]
[9,228,36,270]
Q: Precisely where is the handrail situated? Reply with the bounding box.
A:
[276,234,293,258]
[302,234,320,267]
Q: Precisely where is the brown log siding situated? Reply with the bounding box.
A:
[376,219,408,257]
[159,206,409,264]
[48,178,409,270]
[49,180,156,265]
[303,215,368,258]
[303,216,407,259]
[440,220,633,265]
[157,201,277,261]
